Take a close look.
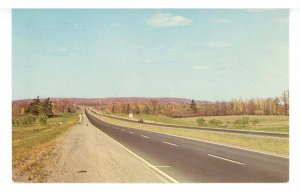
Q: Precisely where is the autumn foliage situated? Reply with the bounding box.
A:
[12,91,289,120]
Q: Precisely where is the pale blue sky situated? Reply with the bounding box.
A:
[12,9,289,101]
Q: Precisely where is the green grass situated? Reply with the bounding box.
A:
[108,113,289,133]
[12,112,79,181]
[13,113,79,152]
[94,113,289,157]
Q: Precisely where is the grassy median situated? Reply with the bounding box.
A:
[108,113,289,133]
[12,113,79,182]
[94,113,289,157]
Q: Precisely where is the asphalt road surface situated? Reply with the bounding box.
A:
[86,110,289,182]
[90,109,288,138]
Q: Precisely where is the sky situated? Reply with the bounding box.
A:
[12,9,289,101]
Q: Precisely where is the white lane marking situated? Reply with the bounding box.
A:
[141,135,150,139]
[129,131,134,134]
[208,154,246,165]
[155,166,171,168]
[163,141,178,147]
[121,129,125,131]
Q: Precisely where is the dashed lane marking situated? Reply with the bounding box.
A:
[163,141,178,147]
[155,166,171,168]
[208,154,246,165]
[141,135,150,139]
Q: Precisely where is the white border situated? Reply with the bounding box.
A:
[1,7,300,193]
[0,0,299,8]
[289,8,300,185]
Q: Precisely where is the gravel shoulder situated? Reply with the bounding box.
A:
[46,112,167,183]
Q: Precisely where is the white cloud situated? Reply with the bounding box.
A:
[194,66,208,71]
[111,22,121,27]
[146,13,192,27]
[273,18,288,24]
[209,18,230,23]
[205,42,232,48]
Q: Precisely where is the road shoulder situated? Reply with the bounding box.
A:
[46,113,168,183]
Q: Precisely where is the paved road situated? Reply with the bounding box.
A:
[90,109,288,138]
[86,110,289,182]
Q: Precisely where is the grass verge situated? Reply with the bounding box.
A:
[12,113,79,182]
[94,113,289,157]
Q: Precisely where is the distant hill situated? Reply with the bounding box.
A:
[13,97,210,106]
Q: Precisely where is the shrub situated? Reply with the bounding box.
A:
[22,114,37,125]
[233,117,249,127]
[12,114,37,126]
[208,119,223,126]
[197,118,206,126]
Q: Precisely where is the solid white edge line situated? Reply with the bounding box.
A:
[87,116,179,183]
[163,141,178,147]
[155,166,171,168]
[89,111,289,159]
[208,154,246,165]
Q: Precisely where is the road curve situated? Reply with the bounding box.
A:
[86,110,289,182]
[90,109,288,138]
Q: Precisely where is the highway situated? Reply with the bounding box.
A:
[90,109,289,138]
[86,110,289,182]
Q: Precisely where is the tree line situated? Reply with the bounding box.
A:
[188,90,289,117]
[97,90,289,117]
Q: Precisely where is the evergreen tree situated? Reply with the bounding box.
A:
[42,98,54,117]
[125,104,131,114]
[27,96,54,117]
[189,99,197,113]
[27,96,41,115]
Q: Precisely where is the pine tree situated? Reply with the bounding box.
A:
[27,96,41,115]
[189,99,197,113]
[43,98,54,117]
